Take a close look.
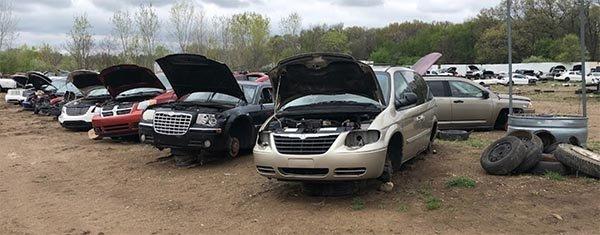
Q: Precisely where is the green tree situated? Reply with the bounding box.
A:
[475,25,507,63]
[321,30,349,53]
[555,34,585,62]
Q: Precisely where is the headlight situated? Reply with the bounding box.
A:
[526,102,533,108]
[136,99,157,111]
[142,109,155,121]
[258,131,271,147]
[196,113,217,127]
[345,130,380,148]
[62,106,66,113]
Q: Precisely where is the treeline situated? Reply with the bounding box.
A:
[0,0,598,74]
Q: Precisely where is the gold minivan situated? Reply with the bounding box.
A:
[253,53,438,181]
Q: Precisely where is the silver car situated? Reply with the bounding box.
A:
[253,53,438,181]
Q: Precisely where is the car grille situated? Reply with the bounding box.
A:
[66,107,89,116]
[273,134,339,155]
[153,112,192,136]
[8,90,22,95]
[101,107,132,117]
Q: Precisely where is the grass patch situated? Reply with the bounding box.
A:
[543,171,566,181]
[397,203,409,212]
[425,196,442,210]
[351,197,364,211]
[445,176,476,188]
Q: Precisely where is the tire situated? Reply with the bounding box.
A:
[543,142,560,154]
[530,159,568,175]
[225,136,241,158]
[437,130,470,141]
[564,77,570,82]
[507,131,543,173]
[554,144,600,178]
[480,136,527,175]
[494,110,509,130]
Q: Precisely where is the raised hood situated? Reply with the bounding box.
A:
[26,71,53,90]
[268,53,383,109]
[156,54,246,102]
[11,74,28,87]
[68,70,103,95]
[99,64,165,98]
[412,52,442,75]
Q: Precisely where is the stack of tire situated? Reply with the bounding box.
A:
[480,130,600,178]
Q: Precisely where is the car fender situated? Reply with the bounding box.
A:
[223,112,254,134]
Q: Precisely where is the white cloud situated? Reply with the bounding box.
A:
[12,0,501,48]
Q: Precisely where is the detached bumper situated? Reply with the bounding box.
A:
[139,123,227,152]
[253,143,387,181]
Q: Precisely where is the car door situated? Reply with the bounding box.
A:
[254,86,274,126]
[447,81,493,128]
[426,80,452,129]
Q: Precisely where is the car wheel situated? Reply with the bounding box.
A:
[226,136,241,158]
[565,77,570,82]
[553,144,600,178]
[529,154,568,175]
[480,136,527,175]
[507,131,543,173]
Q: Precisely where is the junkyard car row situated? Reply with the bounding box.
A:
[3,52,598,188]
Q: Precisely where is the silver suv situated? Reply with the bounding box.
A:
[253,53,438,181]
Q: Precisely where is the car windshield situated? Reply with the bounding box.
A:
[87,88,109,97]
[281,94,380,111]
[117,87,163,98]
[56,82,83,96]
[182,84,255,104]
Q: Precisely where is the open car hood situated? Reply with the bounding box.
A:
[68,70,103,96]
[26,72,53,90]
[156,54,246,102]
[11,74,28,87]
[411,52,442,75]
[99,64,165,98]
[268,53,384,110]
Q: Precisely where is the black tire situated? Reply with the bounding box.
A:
[480,136,527,175]
[530,160,568,175]
[554,144,600,178]
[564,77,570,82]
[494,110,509,130]
[437,130,470,141]
[543,142,560,154]
[507,131,543,173]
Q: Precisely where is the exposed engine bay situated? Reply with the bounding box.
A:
[266,112,379,134]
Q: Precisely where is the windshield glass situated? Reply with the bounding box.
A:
[117,87,163,98]
[281,94,380,111]
[56,82,83,96]
[375,72,390,104]
[182,84,255,104]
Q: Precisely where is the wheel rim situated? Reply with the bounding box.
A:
[229,137,240,157]
[489,142,511,162]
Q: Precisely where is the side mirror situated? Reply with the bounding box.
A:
[482,91,490,99]
[395,92,419,109]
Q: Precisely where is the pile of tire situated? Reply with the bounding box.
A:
[480,130,600,178]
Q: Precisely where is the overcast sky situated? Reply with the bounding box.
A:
[13,0,501,49]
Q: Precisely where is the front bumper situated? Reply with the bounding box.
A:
[253,133,388,181]
[91,110,142,137]
[4,95,26,104]
[139,123,227,152]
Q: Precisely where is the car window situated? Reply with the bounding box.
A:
[449,81,483,98]
[241,84,256,102]
[427,81,449,97]
[392,72,409,100]
[260,87,273,103]
[399,71,427,104]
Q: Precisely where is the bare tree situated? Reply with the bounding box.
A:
[279,12,302,36]
[111,9,138,63]
[38,43,63,71]
[135,2,160,68]
[66,14,94,69]
[169,0,201,52]
[0,0,18,50]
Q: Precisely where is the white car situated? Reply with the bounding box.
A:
[555,70,582,82]
[472,78,500,86]
[497,73,535,85]
[0,78,17,92]
[586,72,600,85]
[58,70,111,130]
[3,74,30,103]
[4,88,29,104]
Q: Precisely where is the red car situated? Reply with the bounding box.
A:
[92,65,177,139]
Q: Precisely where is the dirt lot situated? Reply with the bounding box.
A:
[1,82,599,234]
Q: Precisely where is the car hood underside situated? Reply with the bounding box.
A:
[156,53,246,102]
[26,72,53,90]
[68,70,103,96]
[268,53,384,109]
[99,64,165,99]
